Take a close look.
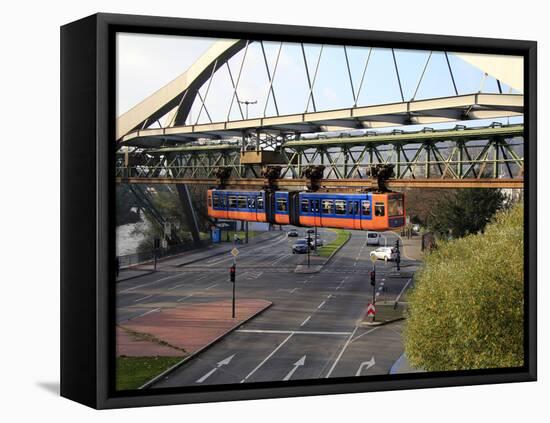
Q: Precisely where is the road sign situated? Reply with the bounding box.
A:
[370,254,377,263]
[367,303,376,317]
[231,248,239,257]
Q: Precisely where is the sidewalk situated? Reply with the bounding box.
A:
[398,234,423,261]
[117,299,272,358]
[389,352,425,374]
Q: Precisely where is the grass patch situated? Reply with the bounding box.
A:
[317,229,351,257]
[116,356,183,391]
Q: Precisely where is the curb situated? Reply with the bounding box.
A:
[139,301,273,389]
[360,317,405,327]
[323,230,352,265]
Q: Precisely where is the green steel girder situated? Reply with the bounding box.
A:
[115,124,524,183]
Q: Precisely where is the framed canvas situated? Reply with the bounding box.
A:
[60,13,537,409]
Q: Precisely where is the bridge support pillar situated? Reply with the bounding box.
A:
[176,184,201,247]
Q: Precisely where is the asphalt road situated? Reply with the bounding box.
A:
[116,227,419,387]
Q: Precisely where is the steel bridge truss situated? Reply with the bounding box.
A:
[115,124,524,189]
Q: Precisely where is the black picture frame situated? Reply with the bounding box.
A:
[61,12,537,409]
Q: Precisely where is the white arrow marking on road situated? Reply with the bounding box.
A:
[355,357,376,376]
[283,356,306,381]
[196,354,235,383]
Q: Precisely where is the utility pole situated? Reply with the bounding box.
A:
[395,239,401,271]
[370,264,376,322]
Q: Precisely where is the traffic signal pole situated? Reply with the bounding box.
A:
[370,264,376,322]
[230,261,236,318]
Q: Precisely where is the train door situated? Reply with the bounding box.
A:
[310,198,321,226]
[360,194,372,230]
[348,198,360,230]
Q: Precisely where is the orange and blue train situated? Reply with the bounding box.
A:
[207,189,405,231]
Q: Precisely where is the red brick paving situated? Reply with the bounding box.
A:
[117,299,272,357]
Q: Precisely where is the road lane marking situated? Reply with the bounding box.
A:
[236,329,351,336]
[196,354,235,383]
[167,283,185,291]
[283,356,306,381]
[300,315,312,326]
[271,254,290,266]
[355,357,376,376]
[240,333,294,383]
[119,274,179,294]
[135,308,160,319]
[177,294,193,302]
[325,326,360,378]
[205,283,218,290]
[134,294,152,303]
[317,300,326,309]
[350,327,379,344]
[395,278,413,303]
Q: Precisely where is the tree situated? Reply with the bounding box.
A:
[403,204,524,371]
[428,189,505,238]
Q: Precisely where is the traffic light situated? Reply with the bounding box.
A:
[370,270,376,286]
[394,239,399,250]
[230,265,236,283]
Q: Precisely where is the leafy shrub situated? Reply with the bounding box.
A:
[403,204,524,371]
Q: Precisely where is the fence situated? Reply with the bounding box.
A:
[117,239,212,269]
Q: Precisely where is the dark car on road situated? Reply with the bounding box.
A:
[292,239,309,254]
[288,229,299,237]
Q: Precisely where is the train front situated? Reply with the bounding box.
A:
[387,192,406,229]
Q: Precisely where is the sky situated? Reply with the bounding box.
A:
[116,33,523,130]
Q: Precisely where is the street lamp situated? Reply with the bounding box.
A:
[238,99,257,119]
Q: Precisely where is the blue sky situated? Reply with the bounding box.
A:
[117,33,523,130]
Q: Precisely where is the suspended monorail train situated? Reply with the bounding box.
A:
[207,189,405,231]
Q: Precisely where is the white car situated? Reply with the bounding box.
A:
[370,247,397,262]
[366,232,381,246]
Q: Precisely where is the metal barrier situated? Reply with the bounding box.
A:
[117,239,212,269]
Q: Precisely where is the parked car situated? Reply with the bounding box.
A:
[412,224,420,234]
[370,247,397,262]
[288,229,299,237]
[292,239,309,254]
[366,232,381,246]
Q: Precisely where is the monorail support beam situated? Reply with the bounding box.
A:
[176,184,201,247]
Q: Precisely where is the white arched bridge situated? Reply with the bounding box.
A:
[116,37,524,189]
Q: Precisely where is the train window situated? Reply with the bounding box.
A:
[228,196,237,209]
[301,199,309,212]
[248,196,256,209]
[220,194,227,208]
[212,194,219,208]
[361,200,371,215]
[388,195,404,216]
[257,195,264,210]
[348,201,359,215]
[335,200,346,215]
[375,202,385,217]
[276,198,287,212]
[238,196,247,209]
[322,199,333,214]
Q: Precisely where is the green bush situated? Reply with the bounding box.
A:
[403,204,524,371]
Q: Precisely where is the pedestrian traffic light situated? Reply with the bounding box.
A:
[394,239,399,250]
[230,265,236,282]
[370,270,375,286]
